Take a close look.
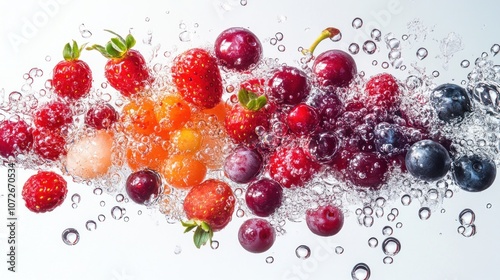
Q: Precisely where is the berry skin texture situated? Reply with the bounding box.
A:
[172,48,223,109]
[125,169,162,205]
[306,205,344,237]
[452,154,497,192]
[85,103,119,130]
[347,152,389,189]
[22,171,68,213]
[52,41,92,100]
[268,145,320,188]
[238,218,276,253]
[245,178,283,217]
[32,128,67,161]
[268,66,311,105]
[214,27,262,71]
[312,49,357,88]
[34,101,73,129]
[224,146,263,184]
[405,140,451,182]
[0,119,33,158]
[431,83,472,123]
[182,179,235,248]
[287,103,320,136]
[365,73,400,108]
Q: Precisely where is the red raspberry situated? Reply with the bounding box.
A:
[268,144,320,188]
[32,128,67,161]
[365,73,400,109]
[34,101,73,129]
[0,119,33,158]
[22,171,68,213]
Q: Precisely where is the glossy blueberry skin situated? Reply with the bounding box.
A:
[430,83,472,122]
[374,122,408,156]
[405,140,451,182]
[224,147,263,184]
[453,154,497,192]
[214,27,262,71]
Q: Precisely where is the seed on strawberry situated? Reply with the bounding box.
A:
[22,171,68,213]
[0,119,33,159]
[182,179,236,248]
[172,48,223,109]
[52,40,92,100]
[87,30,152,97]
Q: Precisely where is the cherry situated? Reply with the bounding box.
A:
[268,66,311,105]
[286,103,319,136]
[245,178,283,217]
[214,27,262,71]
[308,131,339,163]
[34,100,73,129]
[308,88,343,131]
[0,119,33,158]
[85,103,119,130]
[224,146,263,184]
[347,152,388,189]
[125,169,162,205]
[306,205,344,236]
[238,218,276,253]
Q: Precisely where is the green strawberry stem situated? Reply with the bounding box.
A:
[181,219,214,249]
[63,40,87,61]
[301,27,341,56]
[86,30,136,59]
[238,88,267,111]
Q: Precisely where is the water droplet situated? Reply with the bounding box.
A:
[382,226,393,236]
[71,193,81,204]
[86,220,97,231]
[236,208,245,218]
[419,207,431,220]
[179,31,191,42]
[100,201,106,207]
[382,237,401,256]
[372,60,378,66]
[416,47,428,60]
[240,0,248,6]
[275,32,284,41]
[432,70,440,77]
[381,62,389,69]
[391,208,399,217]
[352,17,363,29]
[72,203,78,209]
[371,29,382,41]
[368,237,378,248]
[79,23,92,38]
[402,34,409,41]
[387,213,396,222]
[111,206,125,220]
[363,41,377,54]
[266,256,274,264]
[45,55,51,62]
[458,209,475,226]
[383,256,394,264]
[459,225,477,237]
[335,246,344,254]
[270,38,277,46]
[116,194,125,203]
[174,245,182,254]
[486,203,492,209]
[363,215,374,227]
[330,32,342,42]
[491,44,500,56]
[123,216,129,222]
[145,17,150,22]
[348,43,360,55]
[295,245,311,259]
[351,263,371,280]
[277,45,286,52]
[460,59,470,68]
[98,214,106,222]
[396,222,403,228]
[62,228,79,245]
[401,195,411,206]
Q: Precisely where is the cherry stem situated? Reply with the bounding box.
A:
[302,27,341,56]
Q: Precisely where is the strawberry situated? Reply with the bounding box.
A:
[171,48,223,109]
[225,88,269,145]
[268,144,320,188]
[182,179,236,248]
[22,171,68,213]
[52,41,92,100]
[365,73,400,109]
[88,31,152,97]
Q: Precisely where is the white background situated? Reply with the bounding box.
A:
[1,0,500,279]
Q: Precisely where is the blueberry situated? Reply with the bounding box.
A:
[452,154,496,192]
[405,140,451,181]
[430,83,471,122]
[374,122,408,156]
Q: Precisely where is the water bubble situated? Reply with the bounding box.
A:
[145,17,150,22]
[116,194,125,203]
[266,256,274,264]
[45,55,51,62]
[94,188,102,195]
[432,70,440,77]
[402,34,409,41]
[349,43,360,55]
[100,201,106,207]
[486,203,492,209]
[295,245,311,259]
[396,222,403,228]
[416,47,428,60]
[352,17,363,29]
[368,237,378,248]
[86,220,97,231]
[240,0,248,6]
[382,237,401,256]
[387,38,400,50]
[383,257,394,264]
[330,32,342,42]
[277,45,286,52]
[98,214,106,222]
[401,195,411,206]
[174,245,182,255]
[491,44,500,56]
[111,206,125,220]
[363,41,377,54]
[62,228,80,246]
[458,209,475,226]
[71,194,81,204]
[72,203,78,209]
[459,225,477,237]
[382,226,393,236]
[179,31,191,42]
[371,29,382,41]
[460,59,470,68]
[381,62,389,69]
[270,38,277,46]
[387,213,396,222]
[351,263,371,280]
[363,215,374,227]
[418,207,431,220]
[372,60,378,66]
[210,240,220,249]
[335,246,344,254]
[275,32,284,41]
[123,216,129,222]
[79,23,92,38]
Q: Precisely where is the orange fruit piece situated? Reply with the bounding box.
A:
[170,128,202,154]
[121,98,159,135]
[126,136,169,171]
[161,154,207,189]
[155,94,192,133]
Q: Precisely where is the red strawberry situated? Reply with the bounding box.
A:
[268,144,320,188]
[171,48,223,109]
[182,179,236,248]
[22,171,68,213]
[365,73,400,108]
[225,88,269,145]
[52,41,92,100]
[88,31,152,97]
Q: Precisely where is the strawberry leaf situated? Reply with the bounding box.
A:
[110,37,126,54]
[125,34,136,49]
[62,42,73,61]
[238,88,267,111]
[193,225,213,249]
[105,43,121,58]
[238,88,250,107]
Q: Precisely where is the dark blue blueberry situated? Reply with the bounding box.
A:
[374,122,408,156]
[452,154,496,192]
[405,140,451,181]
[431,83,472,122]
